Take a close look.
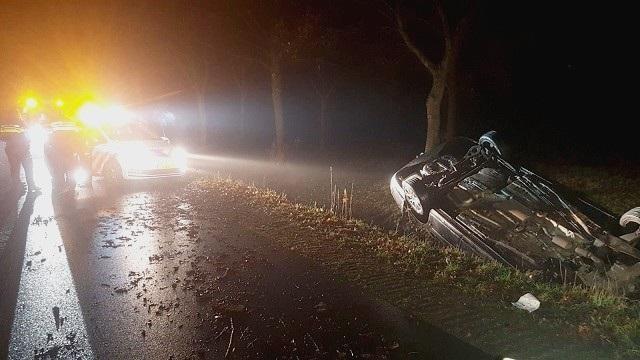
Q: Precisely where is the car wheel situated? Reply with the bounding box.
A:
[621,207,640,231]
[104,160,124,190]
[479,130,510,158]
[402,176,433,222]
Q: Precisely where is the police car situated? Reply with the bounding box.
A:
[0,124,24,140]
[89,121,187,185]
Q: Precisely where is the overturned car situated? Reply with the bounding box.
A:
[391,131,640,292]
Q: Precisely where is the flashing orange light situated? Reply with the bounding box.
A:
[25,97,38,110]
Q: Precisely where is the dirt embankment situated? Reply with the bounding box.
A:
[191,176,640,360]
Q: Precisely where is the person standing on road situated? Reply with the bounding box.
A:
[45,122,86,192]
[2,116,39,192]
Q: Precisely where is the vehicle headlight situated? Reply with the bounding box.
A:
[402,177,424,215]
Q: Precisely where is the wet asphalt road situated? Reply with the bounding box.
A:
[0,148,492,359]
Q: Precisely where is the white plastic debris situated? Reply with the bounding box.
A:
[511,293,540,313]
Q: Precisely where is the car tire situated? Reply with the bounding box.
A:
[402,177,433,222]
[479,130,510,158]
[620,207,640,231]
[405,199,431,223]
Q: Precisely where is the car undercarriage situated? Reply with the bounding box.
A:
[391,132,640,293]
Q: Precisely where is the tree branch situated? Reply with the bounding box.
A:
[445,0,474,71]
[452,0,474,52]
[355,0,394,23]
[395,1,438,73]
[435,0,453,69]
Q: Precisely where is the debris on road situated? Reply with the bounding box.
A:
[225,317,234,358]
[314,302,328,313]
[512,293,540,313]
[214,303,246,314]
[114,287,128,294]
[52,306,61,330]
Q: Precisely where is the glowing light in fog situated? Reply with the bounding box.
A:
[73,167,90,185]
[25,97,38,110]
[26,124,47,143]
[171,146,188,170]
[77,102,132,127]
[77,103,103,127]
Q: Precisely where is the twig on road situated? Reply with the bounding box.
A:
[225,317,234,358]
[214,326,229,341]
[239,326,249,341]
[305,332,320,352]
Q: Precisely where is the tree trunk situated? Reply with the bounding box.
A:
[396,0,472,151]
[445,81,457,141]
[270,57,285,161]
[236,63,248,138]
[197,91,207,146]
[444,45,459,141]
[239,88,247,138]
[425,73,445,150]
[319,95,329,149]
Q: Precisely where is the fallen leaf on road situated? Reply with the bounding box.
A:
[214,303,246,314]
[314,302,328,312]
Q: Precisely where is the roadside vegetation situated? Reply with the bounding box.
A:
[533,163,640,216]
[198,175,640,359]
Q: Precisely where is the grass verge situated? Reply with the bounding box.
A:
[197,176,640,359]
[532,163,640,215]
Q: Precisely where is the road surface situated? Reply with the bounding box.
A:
[0,147,491,359]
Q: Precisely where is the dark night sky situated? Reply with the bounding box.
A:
[0,1,636,162]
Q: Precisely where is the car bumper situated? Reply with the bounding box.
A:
[124,168,186,179]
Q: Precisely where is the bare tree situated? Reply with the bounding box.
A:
[230,62,249,139]
[312,59,336,149]
[266,17,314,160]
[163,2,224,147]
[229,1,314,161]
[181,55,212,146]
[396,0,472,150]
[268,37,287,161]
[309,28,340,149]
